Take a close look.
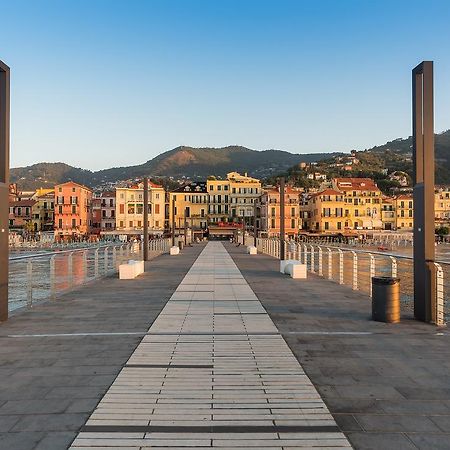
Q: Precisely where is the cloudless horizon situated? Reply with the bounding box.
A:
[2,0,450,170]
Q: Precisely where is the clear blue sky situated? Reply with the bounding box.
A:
[2,0,450,170]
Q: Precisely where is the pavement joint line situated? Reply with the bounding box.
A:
[81,425,341,433]
[125,364,214,368]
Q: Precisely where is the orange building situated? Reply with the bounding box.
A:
[54,181,93,240]
[260,186,302,237]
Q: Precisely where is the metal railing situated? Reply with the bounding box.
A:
[8,238,171,312]
[249,236,447,326]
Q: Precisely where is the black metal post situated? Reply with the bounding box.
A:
[0,60,10,322]
[412,61,436,323]
[253,200,257,246]
[143,177,149,261]
[171,197,176,247]
[280,177,285,261]
[184,208,187,245]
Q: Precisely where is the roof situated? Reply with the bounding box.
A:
[317,188,343,196]
[333,177,380,191]
[396,194,413,200]
[10,200,36,207]
[55,181,92,191]
[173,182,207,193]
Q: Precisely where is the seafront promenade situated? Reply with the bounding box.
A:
[0,242,449,449]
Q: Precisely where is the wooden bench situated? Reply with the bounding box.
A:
[119,260,145,279]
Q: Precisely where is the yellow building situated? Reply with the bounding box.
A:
[381,197,396,230]
[331,178,383,230]
[206,172,261,225]
[32,191,55,232]
[168,182,208,239]
[306,189,347,233]
[207,177,230,224]
[115,181,165,237]
[394,194,413,230]
[228,172,261,225]
[435,186,450,227]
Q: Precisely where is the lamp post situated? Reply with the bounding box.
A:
[280,177,285,261]
[0,60,10,322]
[412,61,436,323]
[143,177,149,261]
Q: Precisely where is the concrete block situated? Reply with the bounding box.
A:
[170,246,180,256]
[119,260,144,279]
[285,262,307,279]
[246,246,257,255]
[280,259,296,273]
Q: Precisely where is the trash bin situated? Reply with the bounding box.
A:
[372,277,400,323]
[178,241,184,250]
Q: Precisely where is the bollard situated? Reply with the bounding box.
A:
[372,277,400,323]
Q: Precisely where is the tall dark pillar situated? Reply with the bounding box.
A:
[143,177,149,261]
[171,197,176,247]
[412,61,436,323]
[253,200,257,246]
[0,60,10,322]
[279,177,285,261]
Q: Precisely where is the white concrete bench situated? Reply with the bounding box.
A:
[170,246,180,255]
[119,260,144,279]
[280,260,307,279]
[246,245,257,255]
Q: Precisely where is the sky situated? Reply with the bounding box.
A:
[2,0,450,170]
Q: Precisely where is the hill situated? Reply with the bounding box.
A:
[272,130,450,194]
[10,146,335,190]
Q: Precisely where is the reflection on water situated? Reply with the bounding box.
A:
[8,245,139,312]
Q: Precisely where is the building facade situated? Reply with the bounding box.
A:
[115,182,165,237]
[260,186,301,237]
[169,182,208,238]
[54,181,93,240]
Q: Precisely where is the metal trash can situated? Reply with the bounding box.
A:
[372,277,400,323]
[178,241,184,250]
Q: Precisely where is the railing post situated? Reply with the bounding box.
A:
[318,246,323,276]
[338,248,344,284]
[327,248,332,280]
[434,263,445,326]
[351,251,358,290]
[104,247,108,273]
[303,244,308,266]
[390,256,398,278]
[113,247,117,268]
[68,252,73,288]
[369,253,375,298]
[310,245,315,273]
[94,249,99,278]
[50,255,56,299]
[27,260,33,307]
[83,251,88,281]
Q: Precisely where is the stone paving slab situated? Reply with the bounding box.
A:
[0,244,205,450]
[227,242,450,450]
[71,242,351,449]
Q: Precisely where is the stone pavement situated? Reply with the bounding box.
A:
[70,242,351,449]
[0,244,205,450]
[227,243,450,450]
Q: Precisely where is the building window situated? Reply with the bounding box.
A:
[291,219,295,229]
[325,222,329,230]
[271,218,275,228]
[72,219,76,228]
[155,204,160,214]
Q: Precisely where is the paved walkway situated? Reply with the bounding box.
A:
[227,243,450,450]
[0,244,205,450]
[70,242,351,449]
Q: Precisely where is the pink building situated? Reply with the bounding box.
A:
[54,181,93,240]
